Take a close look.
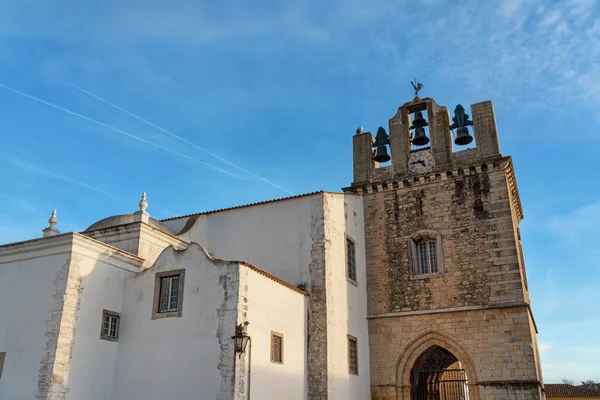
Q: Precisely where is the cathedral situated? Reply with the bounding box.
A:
[0,94,544,399]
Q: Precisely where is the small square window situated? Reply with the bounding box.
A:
[100,310,120,341]
[152,270,185,319]
[0,352,5,378]
[348,335,358,375]
[346,236,357,284]
[270,332,284,364]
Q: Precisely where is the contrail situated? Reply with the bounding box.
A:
[0,155,124,200]
[70,83,295,195]
[0,84,245,180]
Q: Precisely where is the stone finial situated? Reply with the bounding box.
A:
[134,192,150,223]
[42,209,60,237]
[139,192,148,213]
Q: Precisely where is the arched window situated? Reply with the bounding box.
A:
[409,231,444,278]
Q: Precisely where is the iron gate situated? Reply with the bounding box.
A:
[411,368,468,400]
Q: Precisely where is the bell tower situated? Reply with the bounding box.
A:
[344,91,544,399]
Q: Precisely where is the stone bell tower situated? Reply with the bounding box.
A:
[344,92,544,399]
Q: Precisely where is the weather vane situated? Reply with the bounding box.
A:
[411,78,423,97]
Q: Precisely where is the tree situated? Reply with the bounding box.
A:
[562,378,575,385]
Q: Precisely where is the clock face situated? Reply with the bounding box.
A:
[408,150,434,173]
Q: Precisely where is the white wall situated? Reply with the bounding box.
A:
[0,243,71,400]
[324,194,371,400]
[174,194,322,289]
[243,266,307,400]
[166,192,370,399]
[112,243,238,400]
[66,244,138,400]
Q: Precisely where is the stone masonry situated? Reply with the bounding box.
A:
[36,254,82,400]
[345,96,544,399]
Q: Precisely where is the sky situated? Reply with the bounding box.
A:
[0,0,599,384]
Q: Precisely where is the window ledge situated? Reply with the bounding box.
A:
[411,272,444,280]
[347,278,358,287]
[100,335,119,342]
[152,310,182,320]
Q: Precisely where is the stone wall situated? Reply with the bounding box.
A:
[368,306,540,400]
[349,97,543,399]
[363,160,527,316]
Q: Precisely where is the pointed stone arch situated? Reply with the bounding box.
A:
[395,330,480,399]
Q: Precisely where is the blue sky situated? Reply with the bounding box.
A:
[1,0,599,384]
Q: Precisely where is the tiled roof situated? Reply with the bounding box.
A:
[546,384,600,398]
[160,191,332,221]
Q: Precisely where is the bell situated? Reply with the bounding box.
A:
[412,127,430,146]
[454,127,473,146]
[373,145,391,162]
[411,110,428,128]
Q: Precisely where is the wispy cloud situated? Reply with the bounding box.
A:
[538,342,552,354]
[0,155,122,200]
[549,201,600,241]
[0,83,246,180]
[70,83,295,195]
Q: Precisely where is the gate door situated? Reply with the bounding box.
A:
[411,368,468,400]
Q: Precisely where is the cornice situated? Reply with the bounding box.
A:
[343,156,511,196]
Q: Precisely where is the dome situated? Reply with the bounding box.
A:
[85,214,174,235]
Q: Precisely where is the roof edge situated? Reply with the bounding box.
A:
[161,190,347,222]
[242,262,309,296]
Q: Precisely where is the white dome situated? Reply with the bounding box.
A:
[85,214,174,235]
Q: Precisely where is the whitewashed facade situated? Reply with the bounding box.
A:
[0,191,369,400]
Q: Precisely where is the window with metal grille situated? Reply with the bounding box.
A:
[348,335,358,375]
[271,332,283,364]
[346,236,357,283]
[100,310,120,342]
[417,238,438,275]
[158,275,180,313]
[152,269,185,319]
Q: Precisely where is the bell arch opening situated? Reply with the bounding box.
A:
[410,345,469,400]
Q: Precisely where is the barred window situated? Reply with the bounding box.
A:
[410,231,444,278]
[152,270,185,319]
[270,332,284,364]
[346,236,357,283]
[417,239,438,275]
[348,335,358,375]
[159,275,180,313]
[100,310,120,342]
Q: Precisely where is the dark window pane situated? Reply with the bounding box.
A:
[347,238,356,282]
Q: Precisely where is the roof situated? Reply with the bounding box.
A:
[546,384,600,398]
[188,242,309,296]
[161,191,342,222]
[85,214,174,235]
[241,262,308,296]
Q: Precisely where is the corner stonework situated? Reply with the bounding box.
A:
[36,255,82,400]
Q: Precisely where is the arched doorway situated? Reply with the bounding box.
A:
[410,345,469,400]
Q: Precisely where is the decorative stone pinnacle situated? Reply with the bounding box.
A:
[43,209,60,237]
[49,209,58,228]
[139,192,148,213]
